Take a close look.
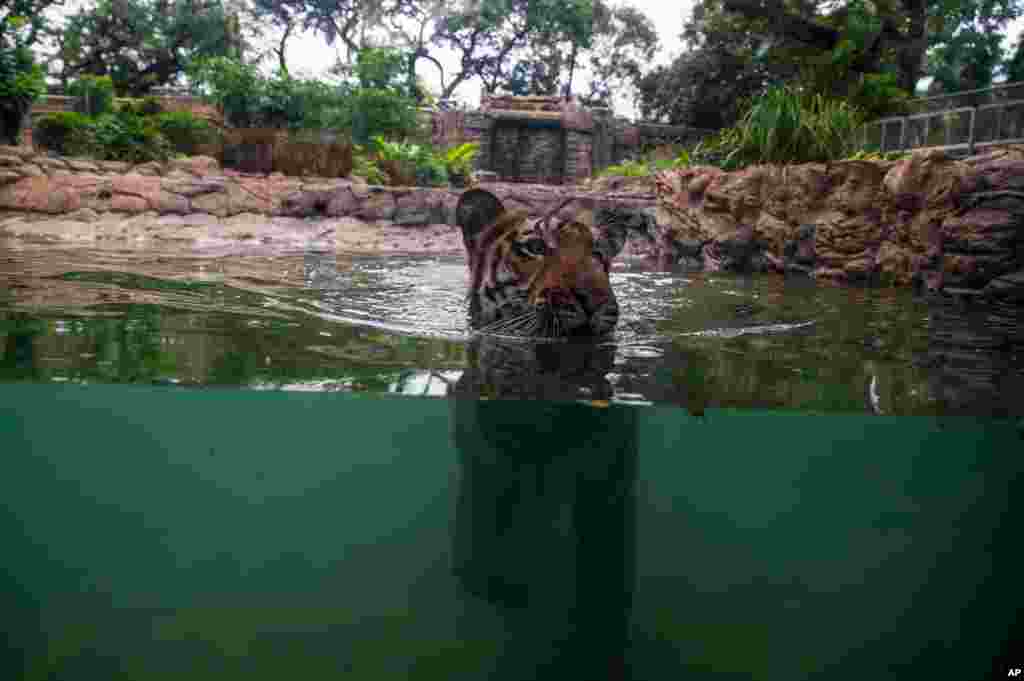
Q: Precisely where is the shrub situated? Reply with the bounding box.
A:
[68,75,115,117]
[154,110,217,155]
[345,88,419,144]
[597,159,654,178]
[0,40,46,144]
[701,84,866,169]
[189,57,355,132]
[352,146,387,185]
[368,136,452,187]
[85,110,173,163]
[33,112,93,154]
[118,97,166,118]
[441,142,479,180]
[414,154,448,187]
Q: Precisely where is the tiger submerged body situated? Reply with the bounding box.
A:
[454,188,635,339]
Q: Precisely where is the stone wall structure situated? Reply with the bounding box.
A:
[0,145,657,227]
[653,146,1024,300]
[4,141,1018,300]
[462,95,596,185]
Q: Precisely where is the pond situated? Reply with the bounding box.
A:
[1,241,1022,680]
[2,244,1022,416]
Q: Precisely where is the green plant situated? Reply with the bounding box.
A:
[33,111,93,154]
[371,135,422,163]
[117,96,165,118]
[850,72,911,120]
[352,146,387,185]
[154,110,217,155]
[85,110,173,162]
[0,33,47,145]
[441,142,480,177]
[703,84,867,170]
[845,149,910,162]
[190,57,356,132]
[68,74,115,117]
[413,152,448,187]
[597,159,653,178]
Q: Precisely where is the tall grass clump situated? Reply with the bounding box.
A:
[704,84,867,170]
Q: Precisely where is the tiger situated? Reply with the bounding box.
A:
[454,188,635,339]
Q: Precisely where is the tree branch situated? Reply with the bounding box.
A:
[721,0,840,50]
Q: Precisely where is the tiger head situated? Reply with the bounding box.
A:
[455,188,631,338]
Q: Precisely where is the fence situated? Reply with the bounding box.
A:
[861,81,1024,155]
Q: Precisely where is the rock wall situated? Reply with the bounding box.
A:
[654,146,1024,299]
[0,146,659,257]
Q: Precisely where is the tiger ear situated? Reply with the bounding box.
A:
[455,189,505,250]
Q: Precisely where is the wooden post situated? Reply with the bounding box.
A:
[898,117,907,151]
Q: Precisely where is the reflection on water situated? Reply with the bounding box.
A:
[452,388,638,678]
[1,244,1022,416]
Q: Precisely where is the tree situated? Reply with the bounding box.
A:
[1006,38,1024,82]
[432,0,600,98]
[580,2,659,107]
[637,0,799,127]
[54,0,241,95]
[718,0,1023,95]
[924,0,1021,93]
[1,0,63,50]
[927,29,1004,93]
[1,11,48,144]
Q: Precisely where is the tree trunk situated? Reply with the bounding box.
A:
[894,0,928,94]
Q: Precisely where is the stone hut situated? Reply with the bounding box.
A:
[461,95,598,185]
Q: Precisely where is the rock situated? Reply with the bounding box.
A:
[983,269,1024,301]
[0,145,35,160]
[18,164,44,178]
[34,157,69,172]
[394,189,444,225]
[96,161,132,174]
[0,155,23,168]
[133,161,163,176]
[0,171,21,186]
[166,155,220,176]
[65,159,99,173]
[65,208,100,222]
[942,208,1022,255]
[651,144,1024,293]
[357,190,396,221]
[0,175,92,213]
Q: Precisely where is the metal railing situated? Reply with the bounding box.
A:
[861,81,1024,155]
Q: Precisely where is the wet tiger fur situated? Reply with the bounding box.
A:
[455,188,634,338]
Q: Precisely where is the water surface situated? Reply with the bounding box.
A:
[2,244,1021,416]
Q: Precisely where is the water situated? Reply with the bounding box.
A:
[2,245,1022,415]
[2,241,1022,680]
